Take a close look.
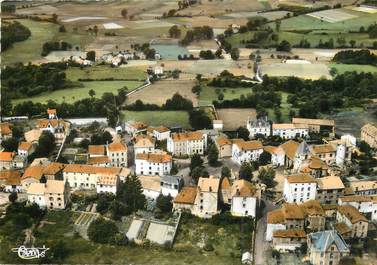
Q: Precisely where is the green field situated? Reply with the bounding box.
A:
[65,65,147,81]
[122,110,190,128]
[329,63,377,74]
[12,81,143,104]
[198,86,253,106]
[2,19,95,65]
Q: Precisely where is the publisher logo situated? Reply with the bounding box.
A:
[11,245,49,260]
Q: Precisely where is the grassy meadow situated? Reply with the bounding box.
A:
[122,110,191,128]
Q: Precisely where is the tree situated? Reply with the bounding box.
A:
[239,162,253,181]
[276,40,291,52]
[349,40,356,48]
[190,153,203,171]
[37,131,56,157]
[207,144,219,166]
[121,8,128,18]
[93,25,98,36]
[50,240,69,261]
[215,48,222,58]
[86,50,96,61]
[87,217,119,244]
[9,192,17,203]
[237,126,249,141]
[230,48,240,61]
[258,151,271,166]
[192,84,202,95]
[117,175,146,213]
[189,109,212,130]
[275,20,281,32]
[258,168,276,189]
[221,166,231,178]
[59,25,66,33]
[156,194,173,213]
[1,137,18,152]
[190,166,208,184]
[170,162,179,175]
[52,13,58,23]
[96,195,111,214]
[169,25,181,38]
[88,89,96,98]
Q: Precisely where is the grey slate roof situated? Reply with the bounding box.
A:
[308,230,349,253]
[161,175,183,185]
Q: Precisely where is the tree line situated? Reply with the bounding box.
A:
[332,49,377,66]
[1,21,31,51]
[124,93,193,111]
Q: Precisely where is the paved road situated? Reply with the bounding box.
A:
[254,199,275,265]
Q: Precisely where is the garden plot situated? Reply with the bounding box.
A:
[260,63,331,79]
[133,20,174,29]
[307,9,357,23]
[62,16,108,23]
[74,212,98,239]
[345,5,377,14]
[103,22,124,29]
[146,222,176,245]
[217,108,256,131]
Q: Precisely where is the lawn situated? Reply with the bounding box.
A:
[12,81,143,104]
[2,19,59,65]
[65,65,147,81]
[122,110,191,128]
[198,86,253,106]
[329,63,377,74]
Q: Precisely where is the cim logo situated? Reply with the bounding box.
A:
[11,245,49,260]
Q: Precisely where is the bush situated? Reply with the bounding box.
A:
[87,218,119,244]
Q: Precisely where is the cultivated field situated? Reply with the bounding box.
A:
[126,80,198,106]
[12,81,143,105]
[307,9,357,23]
[329,63,377,74]
[217,108,256,131]
[261,63,331,79]
[122,110,191,128]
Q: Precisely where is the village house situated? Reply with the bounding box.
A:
[279,140,311,171]
[272,229,307,252]
[63,164,123,190]
[349,180,377,196]
[219,177,232,205]
[300,156,329,179]
[135,152,172,176]
[193,176,220,218]
[88,156,111,167]
[266,203,305,241]
[310,144,337,166]
[0,122,12,140]
[0,151,16,170]
[338,195,377,222]
[246,116,271,138]
[230,179,258,217]
[37,118,69,145]
[17,141,36,157]
[88,145,106,157]
[215,137,233,158]
[160,175,183,198]
[212,120,223,131]
[21,165,45,191]
[43,162,66,180]
[47,108,58,119]
[300,200,326,232]
[283,174,317,204]
[96,175,119,194]
[107,142,127,167]
[138,175,161,200]
[336,205,368,239]
[263,145,285,167]
[0,170,22,193]
[316,176,345,205]
[147,126,170,141]
[24,129,42,143]
[173,186,197,212]
[231,140,264,165]
[307,230,349,265]
[134,135,155,155]
[272,123,309,140]
[360,123,377,149]
[328,134,355,166]
[27,180,70,210]
[125,121,148,136]
[292,118,335,135]
[167,131,207,156]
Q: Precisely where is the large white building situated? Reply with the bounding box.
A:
[230,179,257,217]
[272,123,309,139]
[107,142,127,167]
[167,131,207,156]
[135,152,172,176]
[147,126,171,141]
[231,140,264,165]
[161,175,183,198]
[246,116,271,138]
[283,174,317,204]
[96,175,119,194]
[193,176,220,218]
[338,195,377,222]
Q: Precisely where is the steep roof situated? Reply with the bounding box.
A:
[292,118,335,127]
[18,141,33,151]
[280,140,299,160]
[300,200,325,217]
[337,205,368,223]
[47,108,57,115]
[174,187,197,205]
[308,156,328,170]
[235,140,263,151]
[264,146,283,154]
[88,145,105,155]
[282,203,305,220]
[37,119,60,128]
[286,174,316,184]
[24,129,42,143]
[267,209,285,224]
[43,162,65,175]
[216,137,232,146]
[317,176,344,190]
[308,230,349,253]
[22,166,45,180]
[334,222,352,235]
[136,152,172,163]
[231,179,257,197]
[0,151,15,162]
[171,131,204,142]
[134,135,154,148]
[108,142,127,152]
[198,176,220,193]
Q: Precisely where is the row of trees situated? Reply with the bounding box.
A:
[179,26,214,46]
[125,93,193,111]
[332,49,377,66]
[1,21,31,51]
[41,41,72,56]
